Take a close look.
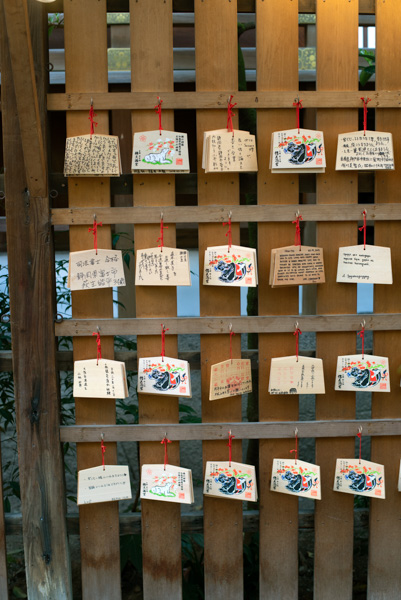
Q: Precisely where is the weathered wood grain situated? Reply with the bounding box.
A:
[0,1,72,597]
[0,442,8,600]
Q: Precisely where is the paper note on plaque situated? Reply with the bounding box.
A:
[209,359,252,400]
[270,245,325,287]
[335,354,390,392]
[336,244,392,284]
[137,356,191,398]
[131,130,189,173]
[135,247,191,286]
[334,458,385,499]
[64,134,122,177]
[73,358,128,399]
[336,131,394,171]
[270,128,326,173]
[203,461,257,502]
[68,249,126,291]
[140,464,194,504]
[202,129,241,170]
[271,459,321,500]
[77,465,132,505]
[203,244,257,287]
[204,130,258,173]
[269,356,325,395]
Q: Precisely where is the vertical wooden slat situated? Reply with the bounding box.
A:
[0,443,9,599]
[195,1,243,598]
[130,2,182,599]
[315,2,359,598]
[64,2,121,598]
[256,2,300,598]
[368,2,401,598]
[0,1,72,597]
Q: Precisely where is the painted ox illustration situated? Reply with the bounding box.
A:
[149,369,181,392]
[345,470,380,493]
[346,366,386,389]
[215,473,252,496]
[214,260,250,283]
[284,141,322,165]
[282,471,315,493]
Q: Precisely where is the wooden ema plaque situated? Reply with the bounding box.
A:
[203,461,257,503]
[336,244,393,284]
[270,128,326,173]
[334,458,385,499]
[209,359,252,401]
[73,358,128,399]
[271,459,321,500]
[137,356,191,398]
[135,247,191,286]
[203,244,257,287]
[140,464,194,505]
[270,245,325,287]
[336,130,395,171]
[268,355,325,395]
[64,134,122,177]
[203,130,258,173]
[68,248,126,291]
[77,465,132,505]
[335,354,390,393]
[132,130,190,173]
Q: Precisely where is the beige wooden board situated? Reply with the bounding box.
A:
[269,356,325,395]
[140,464,194,505]
[203,244,257,287]
[77,465,132,505]
[132,130,189,173]
[73,358,128,399]
[337,244,393,285]
[271,128,326,173]
[334,458,385,500]
[68,248,126,291]
[209,359,252,400]
[271,459,321,500]
[271,245,325,286]
[135,247,191,286]
[205,131,257,173]
[202,129,243,170]
[137,356,191,398]
[203,461,257,502]
[336,131,395,171]
[64,134,121,177]
[335,354,390,393]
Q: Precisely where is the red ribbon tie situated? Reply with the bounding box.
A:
[101,437,106,471]
[161,436,172,470]
[161,324,169,362]
[89,104,98,137]
[92,330,102,365]
[223,216,232,251]
[226,95,237,134]
[293,98,303,133]
[360,97,371,136]
[157,216,168,252]
[227,431,235,467]
[294,327,302,362]
[154,97,163,134]
[292,215,303,249]
[89,219,103,255]
[358,210,367,250]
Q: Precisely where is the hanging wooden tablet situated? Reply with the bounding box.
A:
[64,134,122,177]
[68,248,126,291]
[135,247,191,286]
[270,245,325,287]
[203,461,257,502]
[77,465,132,505]
[270,128,326,173]
[202,129,241,169]
[73,358,129,399]
[271,459,321,500]
[334,458,385,499]
[335,131,395,171]
[335,354,390,392]
[204,130,258,173]
[203,244,257,287]
[140,464,194,505]
[269,355,325,395]
[336,244,393,284]
[137,356,191,398]
[209,359,252,400]
[131,130,190,173]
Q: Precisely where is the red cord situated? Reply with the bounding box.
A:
[101,438,106,471]
[290,431,298,464]
[223,217,232,250]
[157,216,168,252]
[89,104,98,137]
[360,97,371,136]
[294,327,302,362]
[161,437,172,470]
[358,210,367,250]
[88,219,103,255]
[154,97,163,134]
[226,95,237,134]
[292,99,303,133]
[161,324,169,362]
[92,331,102,365]
[227,431,235,467]
[292,215,303,249]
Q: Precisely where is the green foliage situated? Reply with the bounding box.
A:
[48,13,64,36]
[359,49,375,86]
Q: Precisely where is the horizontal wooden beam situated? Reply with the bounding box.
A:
[47,90,396,111]
[51,204,397,226]
[60,419,401,443]
[55,314,401,337]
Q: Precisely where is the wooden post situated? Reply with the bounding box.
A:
[130,2,182,598]
[0,442,9,600]
[314,1,358,598]
[63,1,121,598]
[0,0,72,597]
[368,2,401,597]
[195,1,243,597]
[256,2,300,598]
